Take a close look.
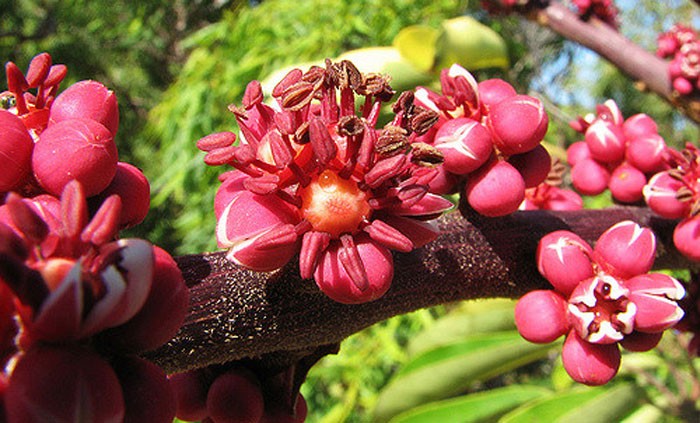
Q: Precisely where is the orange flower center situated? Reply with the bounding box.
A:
[300,170,371,238]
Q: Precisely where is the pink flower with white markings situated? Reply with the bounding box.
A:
[516,220,685,385]
[643,143,700,261]
[199,60,452,304]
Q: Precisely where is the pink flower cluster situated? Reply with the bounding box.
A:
[516,221,685,385]
[170,366,307,423]
[199,60,453,304]
[0,53,189,422]
[414,64,551,216]
[1,52,151,228]
[656,24,700,95]
[572,0,619,29]
[644,143,700,261]
[568,100,668,203]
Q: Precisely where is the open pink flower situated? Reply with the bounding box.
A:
[199,60,452,304]
[516,220,685,385]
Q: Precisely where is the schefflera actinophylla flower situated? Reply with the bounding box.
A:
[515,220,685,386]
[198,60,452,304]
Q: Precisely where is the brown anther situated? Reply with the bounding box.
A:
[410,142,444,167]
[676,186,694,202]
[328,60,363,91]
[281,81,315,111]
[358,73,395,102]
[668,168,686,181]
[376,126,409,158]
[691,200,700,217]
[301,66,327,88]
[410,108,439,135]
[337,115,364,137]
[392,91,415,114]
[545,158,566,186]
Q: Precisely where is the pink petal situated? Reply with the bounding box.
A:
[562,330,620,386]
[627,274,685,333]
[515,290,569,343]
[32,262,83,341]
[594,220,656,278]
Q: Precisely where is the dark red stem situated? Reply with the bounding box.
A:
[147,207,691,374]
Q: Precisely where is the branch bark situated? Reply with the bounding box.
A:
[530,1,700,123]
[147,207,692,374]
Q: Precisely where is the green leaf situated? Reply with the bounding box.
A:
[393,25,440,72]
[389,385,552,423]
[407,299,516,357]
[434,16,509,71]
[500,383,642,423]
[373,331,557,422]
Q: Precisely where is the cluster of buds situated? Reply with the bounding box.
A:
[568,100,668,203]
[643,143,700,261]
[1,53,151,228]
[519,160,583,211]
[656,24,700,96]
[516,221,685,385]
[170,366,307,423]
[198,59,453,304]
[414,65,551,217]
[0,53,189,422]
[571,0,619,29]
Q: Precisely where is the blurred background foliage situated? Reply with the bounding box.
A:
[3,1,700,422]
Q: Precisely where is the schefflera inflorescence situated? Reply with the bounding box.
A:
[515,221,685,386]
[198,59,453,304]
[0,53,189,422]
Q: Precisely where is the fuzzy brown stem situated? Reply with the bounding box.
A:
[147,207,691,374]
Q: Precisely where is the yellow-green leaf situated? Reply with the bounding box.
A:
[393,25,440,72]
[435,16,509,71]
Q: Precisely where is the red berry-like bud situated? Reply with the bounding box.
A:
[49,80,120,135]
[0,110,33,192]
[608,163,646,203]
[594,220,656,278]
[643,172,690,219]
[561,330,620,386]
[537,231,594,296]
[584,120,625,164]
[673,216,700,261]
[625,134,666,174]
[515,290,569,343]
[571,158,610,196]
[622,113,658,140]
[673,76,694,94]
[33,118,118,196]
[433,118,492,175]
[170,370,210,422]
[507,144,551,188]
[113,356,176,423]
[488,95,548,155]
[6,345,125,422]
[566,141,591,167]
[477,78,517,113]
[465,160,525,217]
[92,162,151,228]
[206,369,264,423]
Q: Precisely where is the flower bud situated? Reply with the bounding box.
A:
[584,120,625,164]
[33,118,118,197]
[594,220,656,278]
[488,95,548,155]
[571,158,610,196]
[49,80,120,135]
[465,160,525,217]
[433,118,492,175]
[625,133,666,174]
[0,110,33,192]
[515,290,569,343]
[673,216,700,261]
[609,163,646,203]
[561,330,620,386]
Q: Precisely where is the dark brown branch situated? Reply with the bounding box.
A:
[147,207,692,374]
[530,1,700,123]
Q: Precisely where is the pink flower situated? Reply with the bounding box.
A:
[198,60,452,304]
[516,220,685,385]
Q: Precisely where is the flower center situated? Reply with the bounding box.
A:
[568,276,636,344]
[299,170,371,238]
